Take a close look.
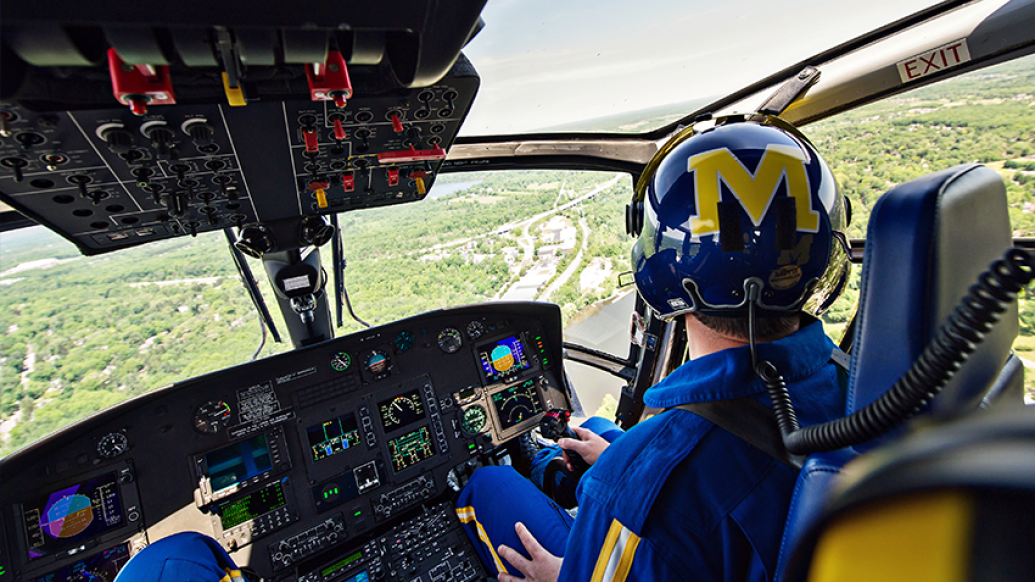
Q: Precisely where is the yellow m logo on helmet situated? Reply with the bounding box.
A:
[686,144,820,236]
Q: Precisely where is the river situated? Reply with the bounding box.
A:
[428,179,483,199]
[561,290,638,418]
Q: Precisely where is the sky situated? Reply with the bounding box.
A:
[459,0,941,135]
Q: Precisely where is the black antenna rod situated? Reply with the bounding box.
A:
[224,228,282,344]
[330,214,344,328]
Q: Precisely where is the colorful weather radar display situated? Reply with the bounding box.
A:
[477,335,533,384]
[491,379,544,430]
[23,474,124,560]
[307,413,362,462]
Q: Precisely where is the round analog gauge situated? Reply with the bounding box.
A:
[394,330,416,352]
[437,328,463,354]
[365,350,391,376]
[193,400,232,434]
[97,432,129,458]
[330,351,352,372]
[466,321,484,340]
[460,405,488,436]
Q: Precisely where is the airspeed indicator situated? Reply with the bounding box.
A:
[193,400,232,434]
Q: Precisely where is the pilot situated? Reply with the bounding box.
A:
[453,116,852,582]
[113,532,251,582]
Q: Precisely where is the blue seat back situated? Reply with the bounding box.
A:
[775,164,1017,580]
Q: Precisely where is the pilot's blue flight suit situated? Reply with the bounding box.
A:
[455,320,845,581]
[113,532,247,582]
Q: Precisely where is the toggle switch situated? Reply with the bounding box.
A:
[302,127,319,154]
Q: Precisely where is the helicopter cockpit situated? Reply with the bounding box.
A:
[3,1,1035,581]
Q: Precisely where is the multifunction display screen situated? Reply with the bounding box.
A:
[22,473,124,560]
[204,434,273,492]
[32,542,131,582]
[307,413,362,462]
[491,379,544,430]
[378,389,426,432]
[217,481,287,530]
[478,335,533,384]
[387,426,435,472]
[321,550,364,578]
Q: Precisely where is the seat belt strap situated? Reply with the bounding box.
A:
[666,348,849,470]
[669,398,804,469]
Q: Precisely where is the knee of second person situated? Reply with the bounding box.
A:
[467,464,520,488]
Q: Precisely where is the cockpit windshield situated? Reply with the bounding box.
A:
[459,0,941,135]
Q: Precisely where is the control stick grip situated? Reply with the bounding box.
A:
[540,409,589,473]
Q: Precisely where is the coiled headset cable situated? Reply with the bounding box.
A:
[746,248,1035,455]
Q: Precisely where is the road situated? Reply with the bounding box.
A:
[537,218,590,302]
[495,175,622,299]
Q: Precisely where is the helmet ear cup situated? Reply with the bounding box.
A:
[626,199,644,237]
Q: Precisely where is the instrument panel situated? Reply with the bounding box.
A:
[0,302,569,582]
[0,58,478,255]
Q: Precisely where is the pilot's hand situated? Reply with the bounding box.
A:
[559,425,609,467]
[498,522,562,582]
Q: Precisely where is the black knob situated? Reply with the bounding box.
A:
[102,128,135,153]
[146,126,176,160]
[188,123,215,147]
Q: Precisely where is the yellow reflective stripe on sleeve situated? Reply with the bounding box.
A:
[221,568,246,582]
[455,506,509,575]
[591,519,642,582]
[613,531,641,582]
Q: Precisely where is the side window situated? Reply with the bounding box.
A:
[808,53,1035,400]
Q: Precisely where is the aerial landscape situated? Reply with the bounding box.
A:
[2,54,1035,456]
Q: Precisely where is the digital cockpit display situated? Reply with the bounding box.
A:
[387,426,435,472]
[307,413,362,462]
[203,434,273,492]
[22,473,124,560]
[491,379,544,430]
[477,335,533,384]
[378,389,426,432]
[32,542,131,582]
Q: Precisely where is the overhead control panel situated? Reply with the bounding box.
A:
[0,302,568,582]
[0,60,478,254]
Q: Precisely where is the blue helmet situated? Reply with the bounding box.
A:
[631,116,850,320]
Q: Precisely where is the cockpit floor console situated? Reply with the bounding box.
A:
[0,302,569,581]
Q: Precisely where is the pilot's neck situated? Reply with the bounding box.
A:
[683,313,799,359]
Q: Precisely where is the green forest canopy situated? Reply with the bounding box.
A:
[3,53,1035,455]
